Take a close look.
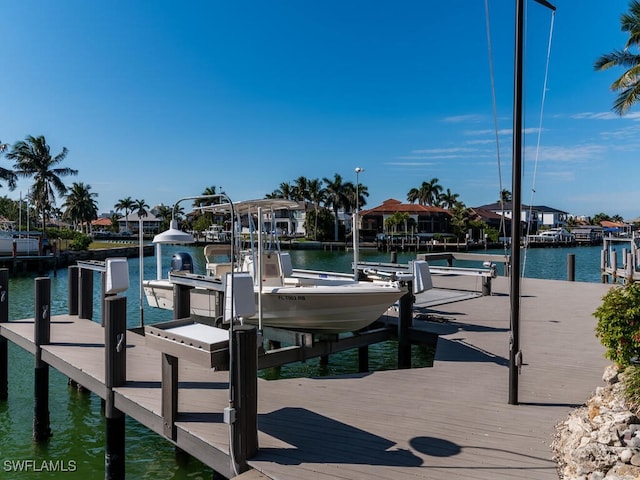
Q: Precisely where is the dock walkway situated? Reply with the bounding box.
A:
[0,275,612,479]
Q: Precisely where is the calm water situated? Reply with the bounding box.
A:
[0,244,604,478]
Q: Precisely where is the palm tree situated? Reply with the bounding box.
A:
[62,182,98,234]
[114,196,135,233]
[133,199,149,235]
[439,189,460,210]
[293,176,309,202]
[194,185,220,224]
[322,173,350,241]
[595,0,640,115]
[498,189,512,203]
[0,142,16,190]
[307,178,325,240]
[156,204,174,231]
[267,182,294,200]
[407,187,420,204]
[7,135,77,237]
[418,178,443,206]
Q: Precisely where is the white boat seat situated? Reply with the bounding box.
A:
[204,244,232,261]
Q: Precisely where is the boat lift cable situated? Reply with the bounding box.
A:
[484,0,508,254]
[523,8,556,277]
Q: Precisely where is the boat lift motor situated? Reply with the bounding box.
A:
[171,252,194,273]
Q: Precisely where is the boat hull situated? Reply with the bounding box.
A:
[143,280,405,333]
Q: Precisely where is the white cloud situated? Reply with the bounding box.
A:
[442,114,486,123]
[571,111,640,120]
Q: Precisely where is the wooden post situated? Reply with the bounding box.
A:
[33,277,52,442]
[0,269,8,400]
[397,282,413,369]
[173,283,192,320]
[78,267,93,320]
[482,277,492,296]
[162,353,178,440]
[567,253,575,282]
[358,346,369,373]
[68,265,79,315]
[601,249,608,284]
[231,325,258,472]
[104,296,126,480]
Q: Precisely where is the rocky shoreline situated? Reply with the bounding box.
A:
[553,365,640,479]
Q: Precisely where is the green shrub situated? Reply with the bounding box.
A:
[69,232,92,251]
[594,283,640,367]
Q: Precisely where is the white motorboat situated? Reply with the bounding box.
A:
[0,234,40,255]
[143,198,431,334]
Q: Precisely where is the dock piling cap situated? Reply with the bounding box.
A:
[106,258,129,294]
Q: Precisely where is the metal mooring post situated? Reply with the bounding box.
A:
[104,295,127,480]
[68,265,79,316]
[33,277,52,442]
[397,281,414,369]
[0,269,8,400]
[231,325,258,472]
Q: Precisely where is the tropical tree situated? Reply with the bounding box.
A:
[293,176,309,202]
[62,182,99,233]
[155,204,173,231]
[0,141,16,191]
[384,211,415,234]
[194,185,222,220]
[134,198,149,218]
[133,198,149,234]
[307,178,325,240]
[7,135,77,237]
[267,182,295,200]
[498,189,512,203]
[407,178,443,206]
[592,212,612,225]
[114,196,135,233]
[439,189,460,210]
[594,0,640,115]
[322,173,350,241]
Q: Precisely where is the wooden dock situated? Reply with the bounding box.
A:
[0,274,612,479]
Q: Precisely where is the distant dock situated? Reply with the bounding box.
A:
[0,267,612,479]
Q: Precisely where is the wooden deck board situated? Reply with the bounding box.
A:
[0,275,613,479]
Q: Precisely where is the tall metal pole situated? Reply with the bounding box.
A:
[508,0,524,406]
[353,167,364,281]
[508,0,556,406]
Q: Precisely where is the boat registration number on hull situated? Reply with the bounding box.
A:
[277,295,307,301]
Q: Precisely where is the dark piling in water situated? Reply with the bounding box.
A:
[33,277,52,442]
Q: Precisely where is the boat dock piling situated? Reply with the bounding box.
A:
[33,277,52,443]
[0,270,6,401]
[600,235,640,284]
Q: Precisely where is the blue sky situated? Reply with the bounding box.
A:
[0,1,637,219]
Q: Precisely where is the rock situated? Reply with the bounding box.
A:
[553,365,640,479]
[603,365,619,384]
[619,448,633,463]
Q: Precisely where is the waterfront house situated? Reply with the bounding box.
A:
[117,212,162,235]
[475,202,569,235]
[359,198,451,237]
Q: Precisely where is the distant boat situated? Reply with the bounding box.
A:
[525,227,575,247]
[0,233,41,255]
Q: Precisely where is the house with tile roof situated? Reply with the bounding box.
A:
[359,198,451,235]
